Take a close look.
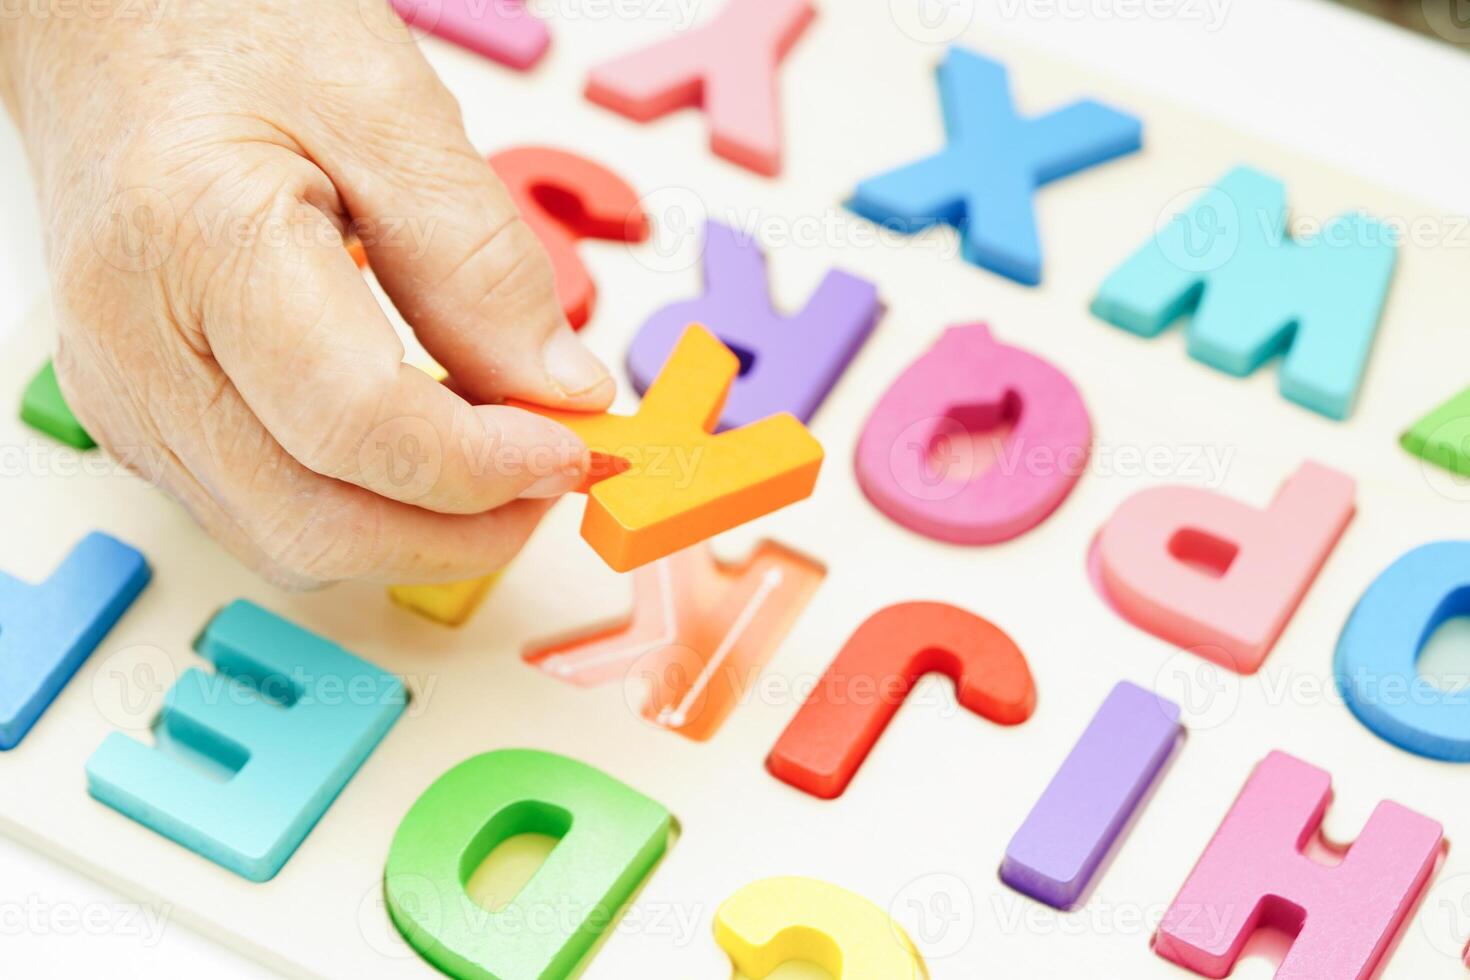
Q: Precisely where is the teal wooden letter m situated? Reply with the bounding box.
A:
[1091,166,1397,420]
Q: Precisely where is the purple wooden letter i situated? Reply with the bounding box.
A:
[626,220,880,430]
[1000,681,1182,909]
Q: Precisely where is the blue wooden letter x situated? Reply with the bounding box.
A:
[86,599,406,881]
[848,48,1142,286]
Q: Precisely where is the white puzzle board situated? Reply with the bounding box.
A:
[1,4,1469,978]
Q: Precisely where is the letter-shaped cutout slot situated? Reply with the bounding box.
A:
[526,540,824,740]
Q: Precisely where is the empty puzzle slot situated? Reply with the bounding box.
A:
[1168,528,1239,578]
[460,801,571,914]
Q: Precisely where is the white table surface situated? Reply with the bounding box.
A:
[1,0,1466,976]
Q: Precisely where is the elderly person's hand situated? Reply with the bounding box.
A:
[0,0,611,587]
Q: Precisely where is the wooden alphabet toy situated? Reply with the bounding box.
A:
[385,749,671,980]
[766,601,1036,799]
[626,220,880,430]
[1335,541,1470,761]
[1094,461,1356,674]
[515,326,823,572]
[525,540,823,740]
[389,573,502,627]
[849,48,1142,285]
[855,324,1091,544]
[1154,751,1443,979]
[1001,681,1181,910]
[714,877,927,979]
[487,146,649,330]
[1401,385,1470,475]
[0,532,149,749]
[86,600,406,881]
[20,360,93,448]
[388,0,549,70]
[4,15,1470,980]
[1092,166,1398,420]
[584,0,814,175]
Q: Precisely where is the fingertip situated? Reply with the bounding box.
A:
[472,403,591,499]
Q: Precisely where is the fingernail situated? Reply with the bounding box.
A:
[543,328,612,397]
[521,467,583,499]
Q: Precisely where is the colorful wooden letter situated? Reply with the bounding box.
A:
[1092,166,1397,419]
[1095,462,1354,674]
[389,0,549,70]
[626,220,879,430]
[488,146,649,330]
[1336,541,1470,761]
[1000,682,1180,910]
[20,361,94,449]
[526,541,823,740]
[389,573,501,627]
[766,601,1035,799]
[584,0,814,175]
[855,324,1091,544]
[1401,386,1470,476]
[715,877,927,979]
[516,326,823,572]
[849,48,1142,286]
[86,600,405,881]
[0,532,149,749]
[1155,751,1442,979]
[385,749,671,980]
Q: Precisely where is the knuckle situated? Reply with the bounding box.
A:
[451,215,557,313]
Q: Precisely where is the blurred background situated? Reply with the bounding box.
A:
[1334,0,1470,46]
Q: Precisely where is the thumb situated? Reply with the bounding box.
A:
[310,76,615,410]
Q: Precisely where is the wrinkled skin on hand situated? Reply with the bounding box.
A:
[0,0,614,587]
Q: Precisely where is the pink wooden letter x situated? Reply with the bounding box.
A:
[585,0,814,175]
[1155,751,1442,980]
